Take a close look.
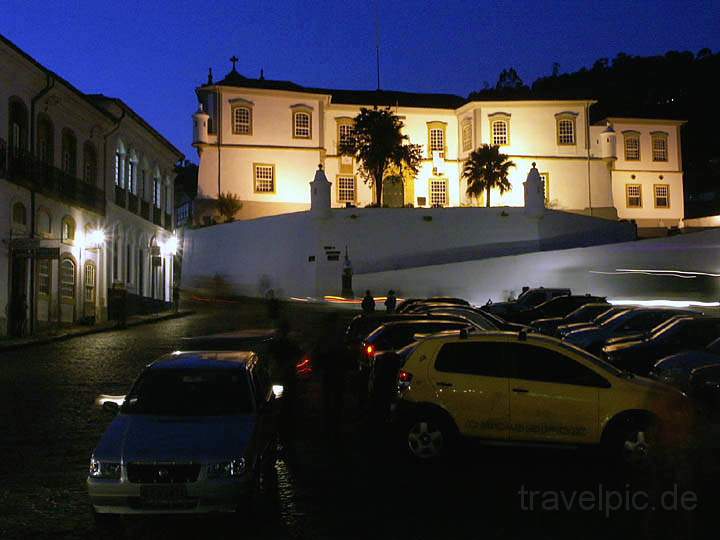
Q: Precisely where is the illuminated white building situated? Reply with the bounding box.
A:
[0,34,182,336]
[193,62,685,230]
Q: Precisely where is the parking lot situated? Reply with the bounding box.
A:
[1,295,719,539]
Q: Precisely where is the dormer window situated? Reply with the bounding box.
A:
[291,106,312,139]
[231,105,252,135]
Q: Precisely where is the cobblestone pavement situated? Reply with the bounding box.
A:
[0,298,718,539]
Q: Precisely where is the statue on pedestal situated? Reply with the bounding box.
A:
[524,162,545,218]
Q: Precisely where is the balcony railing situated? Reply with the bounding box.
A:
[114,185,126,208]
[153,207,162,225]
[128,193,139,214]
[2,142,105,215]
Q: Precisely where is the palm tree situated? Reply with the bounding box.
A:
[339,107,422,205]
[463,144,515,207]
[216,192,243,222]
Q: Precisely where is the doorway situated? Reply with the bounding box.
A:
[8,255,28,336]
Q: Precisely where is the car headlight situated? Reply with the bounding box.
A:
[207,458,246,479]
[89,457,121,480]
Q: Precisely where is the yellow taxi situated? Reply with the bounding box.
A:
[395,331,694,462]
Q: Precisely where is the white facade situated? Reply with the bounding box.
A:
[0,34,183,336]
[193,68,685,227]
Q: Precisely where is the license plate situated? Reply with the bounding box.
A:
[140,484,187,503]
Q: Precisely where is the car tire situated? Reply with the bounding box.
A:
[404,411,457,462]
[603,415,655,467]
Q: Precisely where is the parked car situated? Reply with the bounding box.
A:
[564,308,698,356]
[688,364,720,422]
[604,317,720,376]
[556,307,627,338]
[652,344,720,394]
[88,351,279,526]
[481,287,571,318]
[403,303,525,331]
[394,331,692,462]
[507,294,607,325]
[531,302,612,336]
[396,297,470,313]
[345,312,475,367]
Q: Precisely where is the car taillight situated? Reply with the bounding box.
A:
[365,344,375,357]
[398,369,413,390]
[295,357,312,376]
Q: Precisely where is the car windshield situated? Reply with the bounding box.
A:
[566,304,609,323]
[597,308,630,326]
[122,369,254,416]
[431,310,496,330]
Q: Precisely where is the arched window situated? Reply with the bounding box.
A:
[83,142,97,184]
[8,97,29,157]
[12,202,27,226]
[60,258,76,302]
[61,128,77,176]
[61,216,76,243]
[37,208,52,236]
[37,113,54,164]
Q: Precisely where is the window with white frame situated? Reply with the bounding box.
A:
[293,111,311,138]
[557,118,576,145]
[429,128,445,155]
[38,259,50,295]
[429,179,448,207]
[127,160,136,193]
[84,262,96,303]
[491,119,509,146]
[654,184,670,208]
[153,177,161,208]
[652,133,668,162]
[60,259,76,300]
[254,164,275,193]
[337,176,356,204]
[624,133,640,160]
[232,106,252,134]
[626,184,642,208]
[114,152,122,186]
[338,122,354,152]
[461,118,472,152]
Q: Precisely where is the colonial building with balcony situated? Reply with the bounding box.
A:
[0,34,183,336]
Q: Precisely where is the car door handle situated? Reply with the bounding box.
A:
[436,382,454,387]
[512,388,529,393]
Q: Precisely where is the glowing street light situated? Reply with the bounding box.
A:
[81,227,106,250]
[160,235,179,256]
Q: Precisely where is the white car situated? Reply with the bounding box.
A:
[87,351,279,527]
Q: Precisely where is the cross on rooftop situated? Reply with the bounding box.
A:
[230,55,239,71]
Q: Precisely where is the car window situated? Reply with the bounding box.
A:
[252,365,271,403]
[508,343,609,387]
[435,342,509,378]
[622,311,663,331]
[665,321,720,348]
[122,369,254,416]
[521,291,546,306]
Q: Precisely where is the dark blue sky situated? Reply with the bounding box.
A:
[2,0,719,161]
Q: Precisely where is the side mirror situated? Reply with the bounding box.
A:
[102,401,120,414]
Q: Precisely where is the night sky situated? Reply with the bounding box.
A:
[2,0,719,161]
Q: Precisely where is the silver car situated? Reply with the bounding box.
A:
[88,351,279,525]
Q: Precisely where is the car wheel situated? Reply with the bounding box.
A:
[405,414,454,461]
[605,416,655,467]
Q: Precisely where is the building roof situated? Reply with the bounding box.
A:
[202,67,600,110]
[86,94,184,159]
[1,32,183,160]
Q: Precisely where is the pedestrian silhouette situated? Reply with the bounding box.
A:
[384,290,397,313]
[361,290,375,314]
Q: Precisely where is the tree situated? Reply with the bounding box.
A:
[463,144,515,207]
[339,107,422,205]
[216,192,242,222]
[496,68,526,90]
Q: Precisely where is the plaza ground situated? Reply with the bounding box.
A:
[0,297,718,539]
